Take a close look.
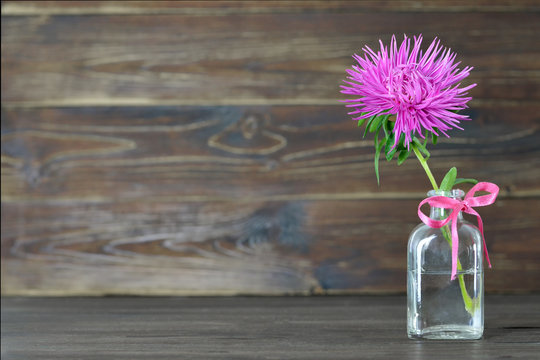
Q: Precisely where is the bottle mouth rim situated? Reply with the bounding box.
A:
[427,189,465,199]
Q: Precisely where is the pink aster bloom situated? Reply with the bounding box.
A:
[341,34,476,148]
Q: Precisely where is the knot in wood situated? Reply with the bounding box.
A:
[240,114,260,140]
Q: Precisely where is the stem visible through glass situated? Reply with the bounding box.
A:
[411,142,476,315]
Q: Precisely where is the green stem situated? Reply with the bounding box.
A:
[411,142,476,315]
[440,226,476,315]
[410,144,438,190]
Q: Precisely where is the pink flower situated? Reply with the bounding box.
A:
[341,34,476,147]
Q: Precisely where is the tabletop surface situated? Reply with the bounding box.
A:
[2,295,540,360]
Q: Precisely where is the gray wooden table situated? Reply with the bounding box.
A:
[2,295,539,359]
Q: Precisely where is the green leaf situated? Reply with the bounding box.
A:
[357,118,367,127]
[396,133,406,151]
[373,125,384,185]
[454,178,479,186]
[384,136,397,161]
[369,115,384,133]
[397,149,409,165]
[440,167,457,191]
[382,116,390,139]
[363,115,376,137]
[385,146,397,161]
[386,118,395,131]
[374,141,385,185]
[412,137,430,159]
[423,130,430,147]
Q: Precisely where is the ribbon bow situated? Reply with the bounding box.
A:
[417,182,499,280]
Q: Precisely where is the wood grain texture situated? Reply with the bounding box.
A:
[2,106,539,199]
[2,198,539,295]
[1,107,539,295]
[3,1,540,15]
[2,6,539,105]
[2,295,540,360]
[1,1,539,295]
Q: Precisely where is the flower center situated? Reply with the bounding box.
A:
[387,64,432,110]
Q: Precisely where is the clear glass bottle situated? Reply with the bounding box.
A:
[407,189,484,340]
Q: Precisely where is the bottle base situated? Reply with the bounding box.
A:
[408,325,483,340]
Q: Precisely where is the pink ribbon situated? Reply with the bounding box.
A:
[417,182,499,280]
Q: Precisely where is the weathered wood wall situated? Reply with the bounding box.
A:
[1,1,539,295]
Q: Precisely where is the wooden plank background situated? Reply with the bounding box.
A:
[1,1,539,295]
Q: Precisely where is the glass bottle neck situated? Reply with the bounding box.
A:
[429,207,463,221]
[427,189,465,221]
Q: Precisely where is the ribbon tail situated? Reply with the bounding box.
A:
[451,215,459,281]
[471,209,492,269]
